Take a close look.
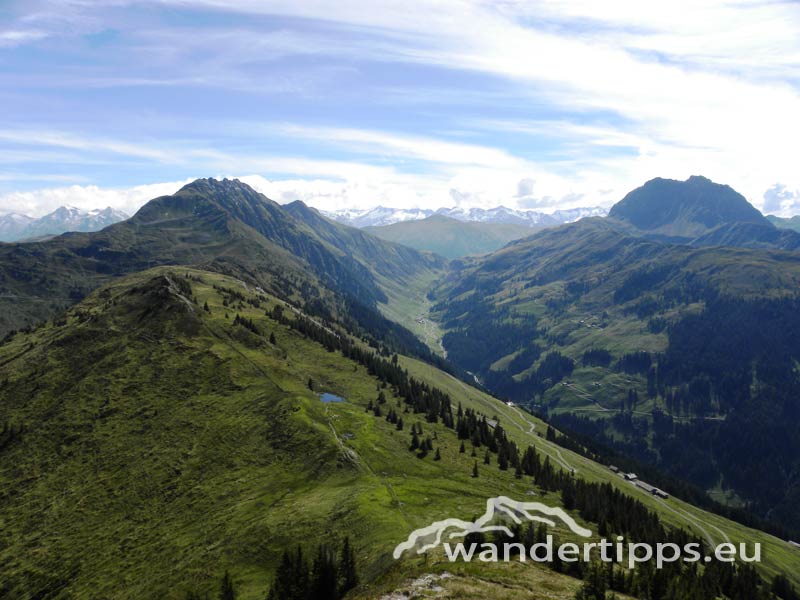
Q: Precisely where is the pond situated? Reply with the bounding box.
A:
[320,392,345,403]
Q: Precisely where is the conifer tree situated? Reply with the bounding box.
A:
[309,545,338,600]
[574,562,607,600]
[434,448,441,461]
[218,571,235,600]
[267,547,309,600]
[269,332,276,344]
[498,450,509,470]
[561,479,576,510]
[338,537,358,596]
[459,441,465,453]
[472,461,479,478]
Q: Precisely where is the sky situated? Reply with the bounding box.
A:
[0,0,799,218]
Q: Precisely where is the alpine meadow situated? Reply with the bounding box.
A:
[2,2,800,600]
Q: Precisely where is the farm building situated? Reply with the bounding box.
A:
[635,480,656,494]
[635,479,670,499]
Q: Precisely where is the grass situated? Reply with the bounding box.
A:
[376,268,447,355]
[397,353,800,590]
[0,268,581,598]
[1,266,798,599]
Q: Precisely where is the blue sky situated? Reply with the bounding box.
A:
[1,0,799,217]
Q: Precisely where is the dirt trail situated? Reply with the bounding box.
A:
[627,481,730,548]
[324,404,408,522]
[447,372,578,474]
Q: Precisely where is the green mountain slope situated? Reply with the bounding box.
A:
[364,215,536,258]
[3,174,800,598]
[0,268,480,598]
[605,175,800,250]
[768,215,800,232]
[2,267,797,598]
[282,201,448,342]
[608,175,769,239]
[0,179,443,345]
[283,201,445,277]
[692,221,800,249]
[430,215,800,532]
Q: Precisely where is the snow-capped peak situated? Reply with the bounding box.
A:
[0,205,130,242]
[1,213,35,224]
[322,205,608,228]
[322,206,434,228]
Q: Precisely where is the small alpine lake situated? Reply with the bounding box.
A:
[320,392,345,403]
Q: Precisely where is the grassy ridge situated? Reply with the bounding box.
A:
[1,267,798,599]
[0,268,583,598]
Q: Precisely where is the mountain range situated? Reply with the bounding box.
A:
[430,175,800,535]
[329,204,608,258]
[364,215,537,258]
[2,175,800,598]
[0,205,129,242]
[0,178,443,346]
[607,175,800,250]
[768,214,800,232]
[324,204,607,228]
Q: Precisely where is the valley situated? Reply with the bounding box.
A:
[5,2,798,598]
[2,176,800,599]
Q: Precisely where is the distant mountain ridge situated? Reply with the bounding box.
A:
[365,214,536,258]
[427,174,800,534]
[768,214,800,232]
[0,178,444,340]
[608,175,767,238]
[324,204,607,228]
[607,175,800,250]
[0,205,129,242]
[0,213,35,241]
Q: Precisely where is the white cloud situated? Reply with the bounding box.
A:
[0,130,181,163]
[515,178,536,198]
[239,173,460,212]
[762,184,800,217]
[2,1,799,215]
[275,124,524,170]
[0,125,594,211]
[168,0,800,208]
[0,179,193,218]
[0,30,49,47]
[260,125,600,210]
